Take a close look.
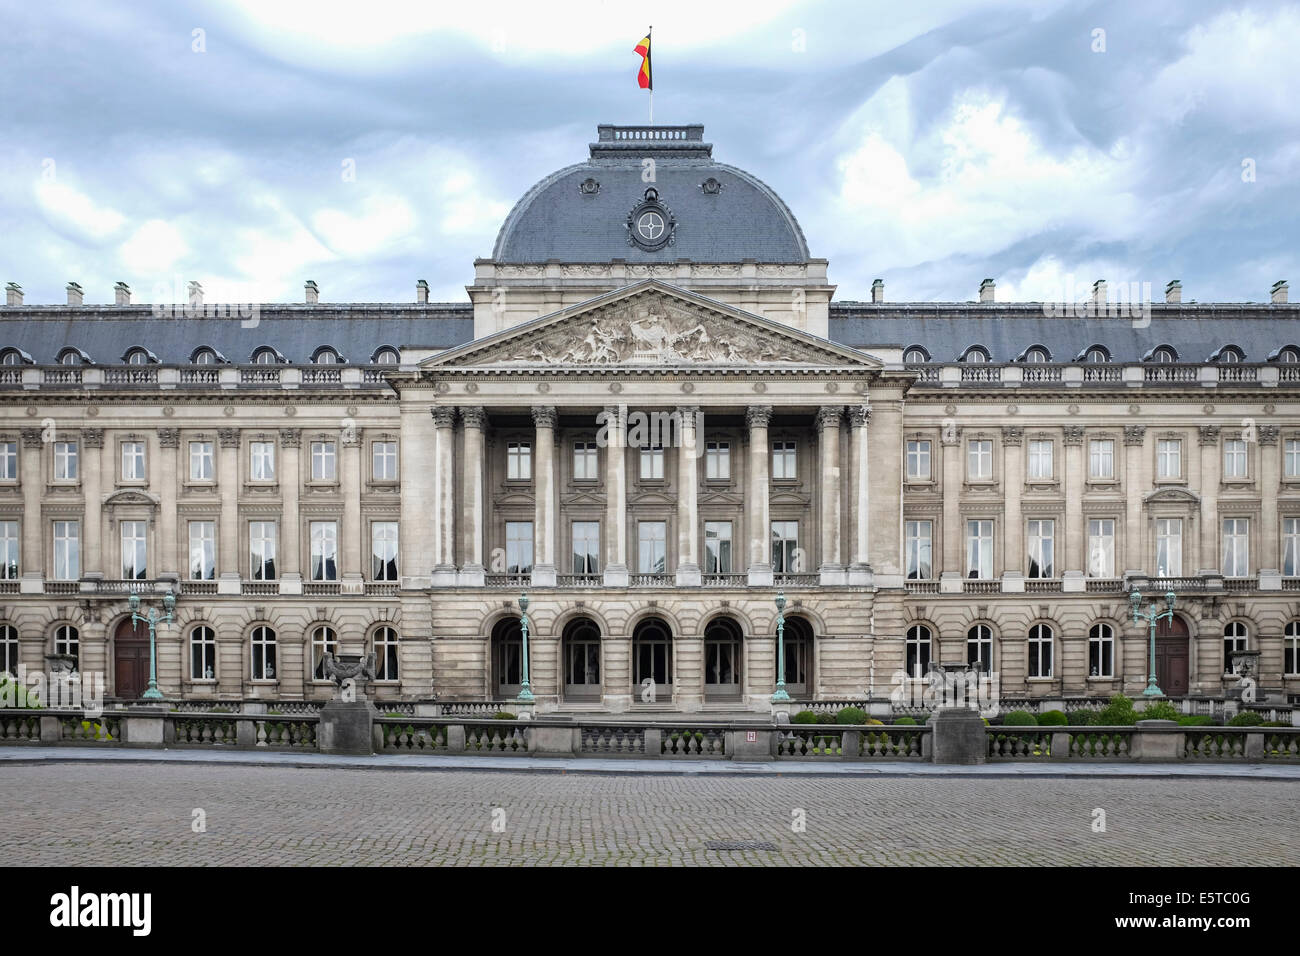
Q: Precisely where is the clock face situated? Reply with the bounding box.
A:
[626,189,675,251]
[636,211,665,241]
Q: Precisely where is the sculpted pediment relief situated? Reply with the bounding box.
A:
[103,490,159,509]
[1143,487,1200,505]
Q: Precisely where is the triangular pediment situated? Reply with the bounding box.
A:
[423,281,881,370]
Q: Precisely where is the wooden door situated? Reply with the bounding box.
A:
[113,618,150,700]
[1154,615,1190,696]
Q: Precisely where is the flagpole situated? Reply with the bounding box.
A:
[648,26,653,126]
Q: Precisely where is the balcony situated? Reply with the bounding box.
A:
[1024,578,1061,593]
[702,573,747,588]
[555,573,601,587]
[904,580,939,594]
[484,574,530,590]
[239,367,281,385]
[963,580,999,594]
[774,573,819,587]
[304,582,341,596]
[629,573,674,587]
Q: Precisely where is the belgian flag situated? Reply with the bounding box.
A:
[634,30,652,90]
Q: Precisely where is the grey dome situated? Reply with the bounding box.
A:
[491,124,811,264]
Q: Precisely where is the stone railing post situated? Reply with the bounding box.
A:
[840,729,861,760]
[930,709,987,764]
[236,718,258,749]
[1131,719,1180,761]
[446,724,466,752]
[39,715,61,743]
[729,724,775,761]
[643,727,662,757]
[123,707,166,748]
[1244,731,1264,760]
[525,720,577,755]
[1050,731,1072,760]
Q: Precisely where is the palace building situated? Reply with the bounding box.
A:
[2,123,1299,711]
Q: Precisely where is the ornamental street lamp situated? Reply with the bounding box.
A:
[516,591,534,703]
[1130,588,1175,698]
[771,590,790,702]
[128,588,176,701]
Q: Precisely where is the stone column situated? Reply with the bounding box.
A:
[866,398,905,585]
[939,422,962,592]
[341,427,363,593]
[278,429,301,593]
[19,428,43,591]
[1260,426,1280,575]
[217,428,241,593]
[602,405,628,586]
[531,405,557,587]
[430,406,458,586]
[1062,425,1085,591]
[1122,426,1146,574]
[157,429,179,579]
[746,405,773,586]
[1001,427,1024,592]
[847,405,872,585]
[81,429,104,577]
[399,402,433,589]
[817,405,845,585]
[1198,426,1220,575]
[675,406,701,586]
[459,407,487,586]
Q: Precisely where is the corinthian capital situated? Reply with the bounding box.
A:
[746,405,772,429]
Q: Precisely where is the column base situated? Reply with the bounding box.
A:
[530,565,557,588]
[747,564,774,587]
[430,565,458,587]
[818,564,847,586]
[675,563,701,587]
[458,564,486,587]
[602,564,629,588]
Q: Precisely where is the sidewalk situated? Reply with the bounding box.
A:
[3,746,1299,780]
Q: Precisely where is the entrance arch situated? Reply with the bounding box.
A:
[562,617,602,701]
[1154,613,1190,696]
[632,618,673,703]
[113,616,150,700]
[490,618,523,699]
[782,617,813,698]
[703,617,743,701]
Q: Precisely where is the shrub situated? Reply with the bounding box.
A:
[266,708,284,716]
[1038,710,1068,726]
[1067,709,1095,725]
[492,711,518,721]
[815,712,836,725]
[1091,694,1137,726]
[919,712,931,724]
[1177,715,1213,727]
[1262,720,1291,727]
[1137,701,1181,722]
[893,716,917,725]
[1228,711,1264,727]
[865,718,884,725]
[791,710,820,724]
[1002,710,1038,726]
[835,706,868,725]
[381,711,407,719]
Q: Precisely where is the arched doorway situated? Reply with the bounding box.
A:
[113,616,150,700]
[703,617,743,701]
[1154,614,1190,696]
[490,618,523,700]
[782,617,813,698]
[562,617,602,701]
[632,618,673,703]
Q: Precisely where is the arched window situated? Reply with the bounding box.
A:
[1083,346,1110,363]
[1286,622,1300,676]
[0,624,18,675]
[58,349,85,366]
[190,625,216,680]
[967,624,992,674]
[252,348,279,365]
[1028,624,1054,678]
[1150,346,1177,364]
[704,617,743,700]
[782,616,813,697]
[0,349,22,366]
[251,626,277,680]
[312,347,341,365]
[905,624,932,679]
[1278,347,1300,364]
[192,348,218,365]
[903,346,929,364]
[961,346,990,364]
[1089,623,1114,678]
[562,617,601,700]
[1223,621,1249,675]
[372,347,399,365]
[311,625,338,681]
[1023,346,1050,363]
[491,618,523,698]
[54,624,79,668]
[632,618,673,701]
[125,348,150,365]
[1217,347,1243,364]
[373,626,399,682]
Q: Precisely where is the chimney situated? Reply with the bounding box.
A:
[114,281,131,305]
[979,278,995,303]
[1091,279,1107,305]
[416,279,429,304]
[66,282,83,306]
[871,278,884,303]
[1165,280,1182,304]
[188,281,203,309]
[4,282,22,306]
[304,280,319,305]
[1272,280,1289,304]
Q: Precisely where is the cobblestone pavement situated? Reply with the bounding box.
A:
[3,763,1296,866]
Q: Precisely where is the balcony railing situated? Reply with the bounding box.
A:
[774,573,819,587]
[960,366,1001,383]
[555,573,601,587]
[1218,365,1258,382]
[963,580,999,594]
[1082,365,1123,382]
[366,582,399,596]
[241,581,278,596]
[300,368,342,385]
[304,582,341,595]
[1085,578,1124,593]
[1143,364,1199,382]
[630,573,674,587]
[905,580,939,594]
[702,573,747,587]
[1024,578,1061,593]
[104,367,158,384]
[42,368,82,384]
[240,367,281,384]
[180,368,220,384]
[485,574,529,589]
[1020,365,1063,382]
[180,580,218,595]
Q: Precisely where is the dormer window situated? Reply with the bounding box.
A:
[1149,346,1178,363]
[192,348,218,365]
[1216,347,1244,363]
[1083,346,1110,363]
[903,346,929,364]
[57,348,87,366]
[252,348,280,365]
[0,349,24,366]
[1022,346,1050,363]
[961,346,990,364]
[312,347,342,365]
[1278,346,1300,364]
[372,347,399,365]
[124,348,153,365]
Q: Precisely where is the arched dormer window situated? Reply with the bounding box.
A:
[0,348,30,366]
[251,347,281,365]
[371,346,400,365]
[1021,346,1051,363]
[960,346,990,364]
[1145,345,1178,364]
[1210,345,1244,363]
[57,348,89,366]
[311,346,343,365]
[1080,345,1111,363]
[123,347,156,365]
[1275,346,1300,364]
[191,347,222,365]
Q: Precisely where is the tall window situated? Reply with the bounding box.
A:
[638,521,667,574]
[251,626,276,680]
[571,521,599,574]
[1156,439,1181,479]
[121,441,146,481]
[54,624,79,667]
[54,441,78,481]
[1155,518,1182,576]
[905,520,932,580]
[1223,621,1248,675]
[1089,439,1114,479]
[374,626,399,681]
[1223,439,1248,479]
[53,520,79,580]
[1284,517,1300,576]
[573,441,598,480]
[505,521,533,574]
[1028,624,1054,678]
[705,441,730,480]
[250,441,275,481]
[1089,624,1114,678]
[1221,518,1249,576]
[121,520,147,580]
[772,441,797,480]
[966,519,994,579]
[311,441,337,481]
[0,624,18,675]
[189,441,214,481]
[310,521,338,581]
[639,446,664,480]
[1087,519,1115,578]
[1026,519,1055,578]
[967,624,992,674]
[372,441,397,480]
[188,521,216,580]
[905,624,932,679]
[311,625,338,681]
[0,442,15,480]
[1286,622,1300,676]
[968,440,993,480]
[1027,440,1053,479]
[906,440,931,480]
[704,521,732,573]
[190,625,216,680]
[771,520,799,573]
[506,441,531,480]
[371,522,398,581]
[1286,439,1300,478]
[249,521,277,580]
[0,521,16,579]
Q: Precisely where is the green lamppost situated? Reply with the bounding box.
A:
[771,590,790,702]
[516,591,534,702]
[1130,588,1175,698]
[128,588,176,701]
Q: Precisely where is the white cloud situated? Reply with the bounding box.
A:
[313,195,417,258]
[119,219,190,275]
[34,180,126,241]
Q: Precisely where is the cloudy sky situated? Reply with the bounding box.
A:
[1,0,1296,306]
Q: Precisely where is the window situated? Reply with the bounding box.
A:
[121,441,146,481]
[1223,621,1248,675]
[192,348,218,365]
[1280,348,1300,364]
[249,521,277,580]
[125,348,149,365]
[310,521,338,581]
[0,624,17,675]
[571,521,600,574]
[772,441,797,480]
[1286,440,1300,478]
[633,619,673,700]
[371,522,398,581]
[771,520,799,573]
[311,625,338,681]
[1155,518,1182,577]
[1088,519,1115,578]
[374,626,399,681]
[0,442,14,480]
[905,520,932,580]
[60,350,83,366]
[967,624,992,674]
[1223,439,1248,479]
[253,348,278,365]
[905,625,932,679]
[1222,518,1249,576]
[1027,440,1053,479]
[373,348,399,365]
[1028,624,1054,678]
[311,441,337,481]
[638,521,667,574]
[54,441,78,481]
[121,520,147,580]
[506,441,531,480]
[1089,439,1114,479]
[190,626,216,680]
[705,441,730,481]
[1286,622,1300,676]
[53,521,79,580]
[903,347,929,364]
[968,440,993,480]
[313,348,340,365]
[1026,519,1054,578]
[1156,439,1181,478]
[906,440,931,480]
[1218,348,1242,363]
[1024,347,1049,363]
[189,441,214,481]
[188,521,215,580]
[0,350,19,365]
[54,625,79,668]
[372,441,397,481]
[1085,347,1110,363]
[1089,624,1114,678]
[1151,346,1177,363]
[251,626,276,680]
[250,441,275,481]
[573,441,598,480]
[966,519,993,579]
[0,521,16,579]
[704,521,733,573]
[639,446,664,480]
[505,521,533,574]
[1284,517,1300,576]
[962,347,989,363]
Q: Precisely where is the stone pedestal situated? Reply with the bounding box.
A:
[526,719,578,755]
[1131,719,1179,761]
[124,703,169,747]
[930,707,987,765]
[729,722,775,761]
[319,699,377,754]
